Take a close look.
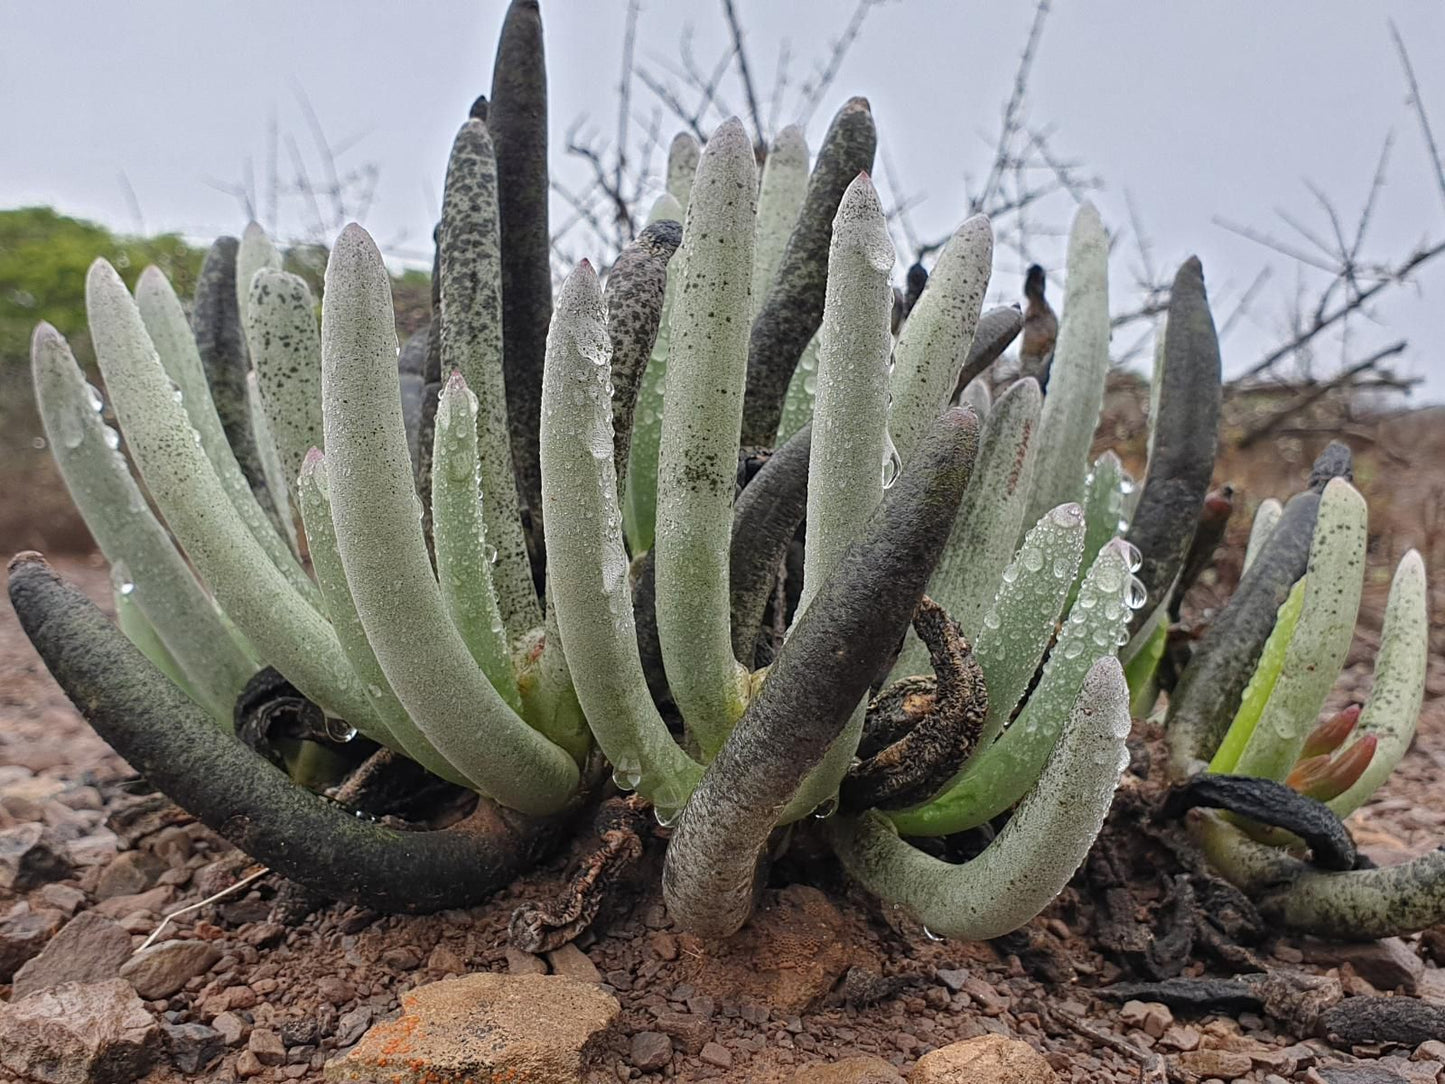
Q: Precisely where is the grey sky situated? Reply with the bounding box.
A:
[3,1,1442,397]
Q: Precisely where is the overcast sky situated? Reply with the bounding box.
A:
[3,1,1442,398]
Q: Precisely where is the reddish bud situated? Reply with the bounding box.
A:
[1287,733,1377,801]
[1300,703,1361,760]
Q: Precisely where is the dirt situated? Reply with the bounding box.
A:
[3,418,1445,1083]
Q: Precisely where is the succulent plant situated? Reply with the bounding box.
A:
[1158,451,1440,939]
[26,0,1430,951]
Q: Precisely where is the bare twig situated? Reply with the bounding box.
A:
[1389,19,1445,215]
[1237,340,1409,448]
[722,0,766,148]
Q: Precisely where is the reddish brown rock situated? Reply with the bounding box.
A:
[324,973,618,1084]
[674,885,878,1012]
[0,979,159,1084]
[118,939,222,1000]
[0,823,73,891]
[12,911,132,999]
[0,906,63,980]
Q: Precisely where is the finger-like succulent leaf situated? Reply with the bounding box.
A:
[622,193,685,555]
[191,236,287,537]
[606,220,681,487]
[888,214,991,470]
[244,268,322,506]
[890,536,1136,836]
[666,132,701,212]
[438,116,541,638]
[1328,549,1428,816]
[953,305,1024,397]
[31,323,256,720]
[540,260,702,809]
[1243,498,1283,573]
[489,0,552,567]
[6,554,577,913]
[1125,257,1221,631]
[1166,442,1352,775]
[891,377,1041,679]
[741,97,876,447]
[89,259,377,735]
[1194,811,1445,939]
[1232,479,1366,781]
[662,408,980,937]
[750,125,810,321]
[1021,203,1111,531]
[833,656,1130,939]
[729,423,811,666]
[136,266,316,603]
[296,452,470,787]
[432,373,523,715]
[655,118,758,756]
[1210,578,1306,774]
[322,224,577,816]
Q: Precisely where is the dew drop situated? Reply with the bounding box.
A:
[1001,564,1020,585]
[881,434,902,490]
[366,684,384,699]
[1119,541,1143,573]
[484,543,499,566]
[811,795,839,820]
[922,926,944,942]
[611,755,642,792]
[1053,556,1073,580]
[103,426,121,450]
[1119,474,1136,495]
[324,716,358,742]
[983,611,1002,631]
[1125,576,1149,610]
[1021,547,1044,573]
[84,383,104,412]
[1049,503,1084,528]
[1063,640,1085,659]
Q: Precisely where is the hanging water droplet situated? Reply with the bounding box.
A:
[881,434,902,490]
[1125,576,1149,610]
[811,795,839,820]
[102,426,121,450]
[611,755,642,792]
[84,383,104,413]
[324,716,358,742]
[1120,541,1143,573]
[654,803,683,827]
[922,926,944,942]
[1119,474,1136,495]
[1115,627,1131,647]
[1116,517,1131,533]
[484,543,499,565]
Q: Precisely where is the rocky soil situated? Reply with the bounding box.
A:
[2,547,1444,1084]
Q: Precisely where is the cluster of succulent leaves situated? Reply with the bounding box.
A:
[12,0,1438,943]
[1158,447,1439,939]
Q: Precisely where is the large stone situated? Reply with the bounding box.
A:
[674,884,878,1012]
[793,1055,905,1083]
[0,907,63,980]
[0,979,160,1084]
[12,911,132,999]
[630,1031,672,1071]
[118,939,222,1000]
[325,973,618,1084]
[0,823,73,891]
[1300,937,1425,995]
[912,1036,1058,1083]
[95,850,167,900]
[163,1022,226,1074]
